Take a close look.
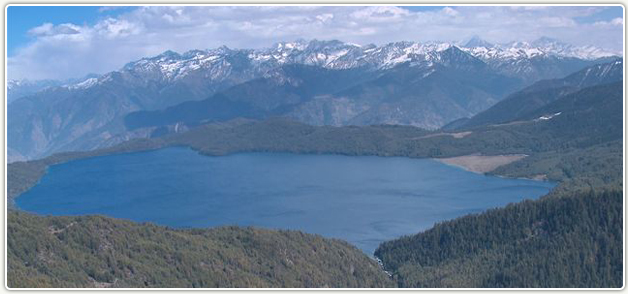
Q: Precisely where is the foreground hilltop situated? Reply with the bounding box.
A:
[8,212,393,288]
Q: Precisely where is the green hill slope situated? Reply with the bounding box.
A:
[375,190,622,288]
[8,211,394,288]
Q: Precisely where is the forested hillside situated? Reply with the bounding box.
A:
[375,190,622,288]
[8,211,393,288]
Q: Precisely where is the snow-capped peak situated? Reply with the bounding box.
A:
[65,77,98,90]
[464,35,494,48]
[112,38,619,84]
[7,79,23,90]
[463,36,619,60]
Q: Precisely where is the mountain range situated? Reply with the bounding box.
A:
[7,37,621,162]
[7,74,101,104]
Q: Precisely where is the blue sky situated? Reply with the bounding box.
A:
[7,6,134,56]
[574,6,623,23]
[7,5,624,80]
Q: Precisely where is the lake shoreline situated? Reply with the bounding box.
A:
[15,148,556,255]
[434,154,528,174]
[8,145,550,208]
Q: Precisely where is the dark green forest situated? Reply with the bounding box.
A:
[7,211,393,288]
[375,190,622,288]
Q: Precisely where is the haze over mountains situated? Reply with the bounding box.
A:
[7,74,101,104]
[7,37,621,162]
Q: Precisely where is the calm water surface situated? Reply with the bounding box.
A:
[17,147,555,254]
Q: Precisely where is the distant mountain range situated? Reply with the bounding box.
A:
[8,36,617,103]
[7,74,101,104]
[7,37,621,162]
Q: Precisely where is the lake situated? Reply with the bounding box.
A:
[16,147,555,254]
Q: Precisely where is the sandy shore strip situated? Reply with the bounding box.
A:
[414,131,473,140]
[435,154,527,174]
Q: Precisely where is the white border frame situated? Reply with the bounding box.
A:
[2,3,625,291]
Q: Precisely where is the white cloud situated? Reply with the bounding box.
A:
[612,17,623,25]
[8,6,624,80]
[510,6,548,11]
[95,18,142,38]
[316,13,333,23]
[350,6,410,22]
[27,23,54,36]
[28,23,81,37]
[539,17,577,28]
[442,7,459,16]
[594,17,624,27]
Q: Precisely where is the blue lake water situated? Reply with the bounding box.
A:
[16,147,555,254]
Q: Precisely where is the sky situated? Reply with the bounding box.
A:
[7,5,624,80]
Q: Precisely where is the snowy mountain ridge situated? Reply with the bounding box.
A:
[10,37,618,93]
[118,37,617,81]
